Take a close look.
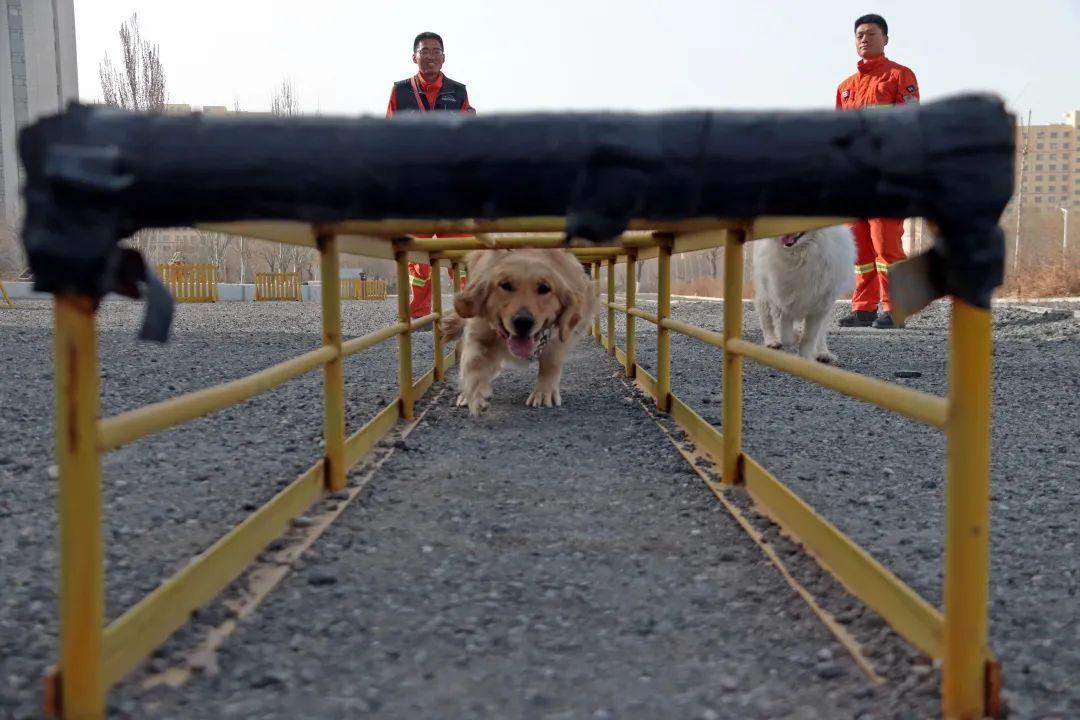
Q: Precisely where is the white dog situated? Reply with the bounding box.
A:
[752,225,855,363]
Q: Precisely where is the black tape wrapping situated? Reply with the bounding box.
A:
[18,94,1014,341]
[105,247,174,343]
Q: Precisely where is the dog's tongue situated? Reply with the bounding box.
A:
[508,335,535,359]
[781,234,797,247]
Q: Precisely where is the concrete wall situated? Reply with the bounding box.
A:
[1,0,78,228]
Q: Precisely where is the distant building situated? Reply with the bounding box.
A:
[1010,110,1079,211]
[1,0,78,229]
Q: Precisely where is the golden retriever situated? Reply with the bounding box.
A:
[440,248,597,415]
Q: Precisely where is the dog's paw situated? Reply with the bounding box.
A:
[467,397,490,416]
[765,341,783,350]
[526,386,562,408]
[814,351,836,364]
[457,392,490,415]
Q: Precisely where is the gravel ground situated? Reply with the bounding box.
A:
[618,296,1080,719]
[0,295,1077,719]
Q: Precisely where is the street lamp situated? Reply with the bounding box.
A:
[1062,207,1070,266]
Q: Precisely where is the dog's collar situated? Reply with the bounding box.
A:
[529,325,553,361]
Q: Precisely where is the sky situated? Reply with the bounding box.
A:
[72,0,1080,125]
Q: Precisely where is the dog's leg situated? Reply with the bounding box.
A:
[799,308,835,363]
[756,297,781,349]
[527,340,568,408]
[457,340,500,415]
[779,312,797,347]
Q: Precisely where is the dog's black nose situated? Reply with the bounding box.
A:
[511,311,534,337]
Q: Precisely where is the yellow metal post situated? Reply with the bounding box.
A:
[625,250,637,377]
[54,296,104,719]
[722,229,745,484]
[319,235,346,492]
[432,259,444,381]
[592,262,602,341]
[942,300,993,719]
[656,240,672,412]
[395,250,414,420]
[451,261,464,364]
[606,259,616,355]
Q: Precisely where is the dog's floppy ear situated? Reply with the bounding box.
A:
[454,249,506,318]
[555,282,585,343]
[454,254,493,319]
[454,278,489,318]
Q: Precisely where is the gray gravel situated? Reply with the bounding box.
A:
[0,295,1077,719]
[619,297,1080,719]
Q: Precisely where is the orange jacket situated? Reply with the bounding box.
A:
[386,73,473,117]
[836,56,919,110]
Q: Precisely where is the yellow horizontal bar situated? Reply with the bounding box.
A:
[669,393,724,461]
[750,216,854,240]
[196,223,431,264]
[743,454,943,658]
[616,220,851,263]
[198,220,317,247]
[201,217,855,255]
[98,346,338,451]
[341,322,407,357]
[570,248,625,258]
[412,367,437,398]
[344,401,400,467]
[635,364,659,402]
[403,234,563,252]
[726,339,948,428]
[628,307,659,325]
[660,317,725,349]
[409,313,439,332]
[432,246,628,261]
[331,217,752,238]
[102,460,326,687]
[331,216,570,237]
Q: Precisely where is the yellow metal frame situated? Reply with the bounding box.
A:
[0,278,14,306]
[46,216,997,720]
[156,264,219,303]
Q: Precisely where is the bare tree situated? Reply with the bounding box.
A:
[259,241,290,274]
[270,79,301,118]
[99,14,166,112]
[268,80,315,277]
[706,247,722,278]
[100,14,167,260]
[283,244,317,280]
[197,230,233,278]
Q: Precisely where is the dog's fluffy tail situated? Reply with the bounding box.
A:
[439,312,465,345]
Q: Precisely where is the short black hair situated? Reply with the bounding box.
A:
[854,14,888,36]
[413,32,444,52]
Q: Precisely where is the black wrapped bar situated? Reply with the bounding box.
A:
[18,93,1014,339]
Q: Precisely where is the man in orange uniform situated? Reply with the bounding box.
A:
[387,31,474,328]
[835,14,919,329]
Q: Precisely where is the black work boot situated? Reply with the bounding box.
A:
[872,311,904,329]
[838,309,877,327]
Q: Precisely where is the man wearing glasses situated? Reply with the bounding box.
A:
[387,32,475,325]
